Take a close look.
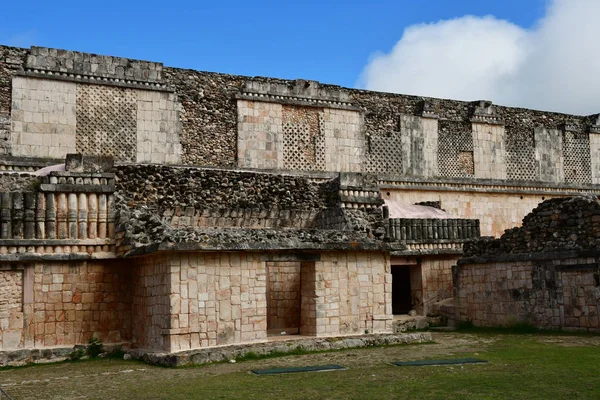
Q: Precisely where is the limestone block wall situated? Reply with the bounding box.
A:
[472,123,506,180]
[0,270,23,350]
[321,108,364,172]
[165,252,267,353]
[11,76,77,158]
[10,75,181,163]
[31,261,132,348]
[398,115,438,178]
[535,128,564,184]
[237,101,282,169]
[237,99,364,172]
[420,256,458,316]
[0,261,132,351]
[132,255,170,351]
[267,262,301,331]
[454,257,600,330]
[303,252,392,336]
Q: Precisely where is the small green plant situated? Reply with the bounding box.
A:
[86,337,103,358]
[68,348,85,361]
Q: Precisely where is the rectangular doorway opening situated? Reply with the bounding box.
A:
[392,265,413,315]
[266,262,302,336]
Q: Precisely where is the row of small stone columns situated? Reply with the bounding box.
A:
[388,218,480,241]
[0,191,114,240]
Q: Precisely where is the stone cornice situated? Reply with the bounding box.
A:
[378,176,600,196]
[16,70,173,92]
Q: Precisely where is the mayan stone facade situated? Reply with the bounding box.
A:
[0,44,599,361]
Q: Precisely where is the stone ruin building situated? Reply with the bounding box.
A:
[454,195,600,331]
[0,45,599,363]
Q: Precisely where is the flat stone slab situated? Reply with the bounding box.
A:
[132,332,433,367]
[251,364,347,375]
[392,358,487,367]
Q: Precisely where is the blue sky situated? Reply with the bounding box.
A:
[2,0,545,88]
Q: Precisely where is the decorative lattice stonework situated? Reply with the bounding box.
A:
[76,84,137,162]
[282,105,325,171]
[366,134,403,174]
[506,130,538,181]
[563,131,592,184]
[438,121,474,178]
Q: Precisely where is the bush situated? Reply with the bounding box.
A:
[86,337,103,358]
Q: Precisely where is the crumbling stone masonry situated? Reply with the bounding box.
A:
[454,196,600,331]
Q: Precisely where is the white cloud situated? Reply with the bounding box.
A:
[359,0,600,115]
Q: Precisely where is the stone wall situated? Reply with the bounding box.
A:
[237,99,364,172]
[464,196,600,257]
[115,164,335,212]
[0,261,132,351]
[0,174,38,192]
[303,252,392,335]
[421,256,457,315]
[165,252,268,353]
[455,195,600,330]
[0,269,23,350]
[4,45,600,187]
[32,261,131,348]
[383,188,570,237]
[131,255,170,351]
[11,76,77,158]
[10,76,181,163]
[0,46,26,118]
[454,256,600,330]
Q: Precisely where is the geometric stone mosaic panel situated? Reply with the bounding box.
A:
[282,105,325,171]
[563,131,592,184]
[76,84,137,162]
[506,129,538,181]
[366,134,403,174]
[438,121,474,178]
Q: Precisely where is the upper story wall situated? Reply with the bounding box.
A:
[1,45,599,188]
[2,46,181,164]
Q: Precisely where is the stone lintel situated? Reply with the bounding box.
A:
[15,70,173,93]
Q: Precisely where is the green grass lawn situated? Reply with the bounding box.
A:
[1,332,600,399]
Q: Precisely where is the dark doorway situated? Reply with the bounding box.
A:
[391,265,412,314]
[266,262,302,335]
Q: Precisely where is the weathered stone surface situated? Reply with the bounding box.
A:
[115,164,336,211]
[130,332,432,367]
[464,195,600,257]
[0,173,38,191]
